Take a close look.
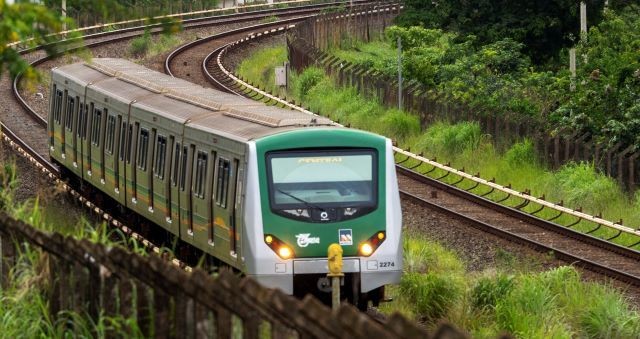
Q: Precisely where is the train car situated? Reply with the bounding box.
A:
[49,58,402,308]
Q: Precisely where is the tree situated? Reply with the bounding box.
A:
[0,1,74,80]
[396,0,607,65]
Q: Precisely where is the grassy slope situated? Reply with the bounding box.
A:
[236,45,640,338]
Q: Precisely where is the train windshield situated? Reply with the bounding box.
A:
[266,149,377,222]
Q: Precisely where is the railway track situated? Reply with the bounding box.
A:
[4,0,362,270]
[182,11,640,287]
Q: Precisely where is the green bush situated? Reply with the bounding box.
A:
[416,121,482,157]
[503,139,536,168]
[580,287,640,338]
[380,109,421,141]
[494,274,570,337]
[471,274,514,311]
[400,272,462,321]
[295,67,325,99]
[547,162,621,212]
[129,32,151,57]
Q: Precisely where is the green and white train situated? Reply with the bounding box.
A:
[49,58,402,307]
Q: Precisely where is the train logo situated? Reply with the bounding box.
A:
[339,229,353,245]
[296,233,320,247]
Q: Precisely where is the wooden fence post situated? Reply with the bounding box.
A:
[0,233,16,289]
[216,308,232,338]
[154,289,171,338]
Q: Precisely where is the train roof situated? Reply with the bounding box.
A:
[52,58,337,142]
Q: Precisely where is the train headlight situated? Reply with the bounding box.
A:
[264,234,294,259]
[278,246,293,259]
[359,243,373,256]
[358,231,386,257]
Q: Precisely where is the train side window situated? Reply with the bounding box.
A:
[172,142,181,187]
[65,97,75,131]
[154,135,167,179]
[137,128,149,171]
[91,108,102,146]
[194,151,207,199]
[105,115,116,154]
[215,158,230,208]
[179,145,188,191]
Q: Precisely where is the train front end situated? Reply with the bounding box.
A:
[244,128,402,308]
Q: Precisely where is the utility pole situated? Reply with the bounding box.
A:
[397,36,403,110]
[580,2,587,41]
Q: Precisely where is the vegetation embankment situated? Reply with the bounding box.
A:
[237,42,640,338]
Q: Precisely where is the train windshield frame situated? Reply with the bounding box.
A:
[266,148,378,222]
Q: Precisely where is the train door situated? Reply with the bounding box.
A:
[232,159,244,258]
[129,122,139,205]
[119,119,131,204]
[113,115,122,196]
[151,133,174,233]
[50,87,63,157]
[71,96,79,168]
[63,92,76,163]
[85,103,94,177]
[179,144,195,236]
[77,102,88,181]
[190,147,213,249]
[208,151,218,247]
[170,141,184,229]
[165,136,174,226]
[104,113,117,193]
[134,126,150,207]
[213,156,241,259]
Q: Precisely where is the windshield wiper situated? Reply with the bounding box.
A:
[276,189,324,210]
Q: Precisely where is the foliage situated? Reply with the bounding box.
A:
[545,162,621,212]
[503,139,536,168]
[0,1,76,81]
[400,272,463,321]
[129,31,152,57]
[551,9,640,148]
[471,274,514,311]
[396,0,607,64]
[337,26,561,120]
[416,121,482,157]
[295,67,325,99]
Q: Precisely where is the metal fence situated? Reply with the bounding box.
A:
[287,10,640,191]
[0,213,470,338]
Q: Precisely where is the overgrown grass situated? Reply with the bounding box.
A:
[380,235,640,338]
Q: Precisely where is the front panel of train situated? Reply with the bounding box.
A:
[244,128,402,306]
